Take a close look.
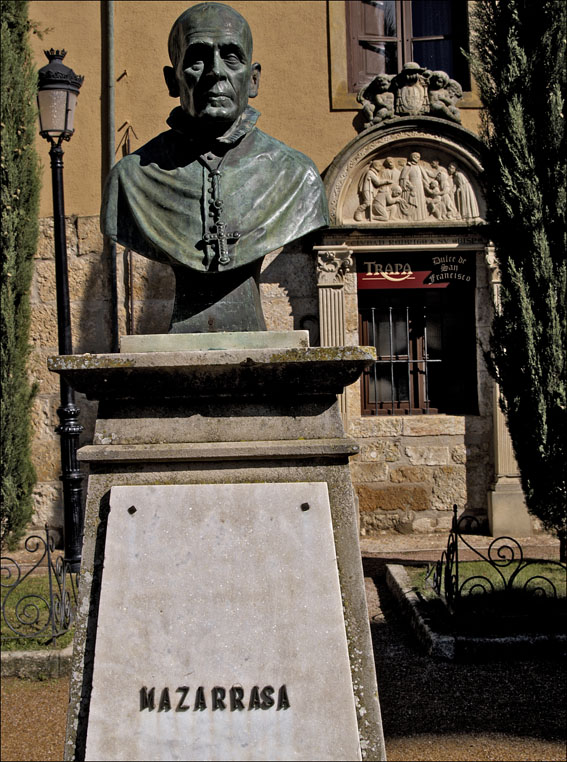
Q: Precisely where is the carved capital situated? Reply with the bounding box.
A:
[315,249,354,287]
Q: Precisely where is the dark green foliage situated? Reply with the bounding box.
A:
[469,1,566,542]
[1,1,41,547]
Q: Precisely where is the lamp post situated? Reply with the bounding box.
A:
[37,49,84,573]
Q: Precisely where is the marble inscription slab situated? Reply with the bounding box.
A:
[84,483,361,761]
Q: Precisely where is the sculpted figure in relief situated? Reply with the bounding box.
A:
[399,152,429,220]
[356,62,463,131]
[449,162,480,219]
[357,74,394,129]
[428,71,462,123]
[354,157,401,221]
[353,153,480,223]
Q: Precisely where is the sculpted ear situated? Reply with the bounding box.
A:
[248,63,261,98]
[164,66,179,98]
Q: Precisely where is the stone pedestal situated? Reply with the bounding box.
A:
[49,345,385,761]
[488,385,532,536]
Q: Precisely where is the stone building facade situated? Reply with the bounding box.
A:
[26,0,532,543]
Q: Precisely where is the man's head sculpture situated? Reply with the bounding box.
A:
[101,2,328,334]
[164,3,260,133]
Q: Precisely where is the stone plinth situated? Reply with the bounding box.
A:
[49,346,386,761]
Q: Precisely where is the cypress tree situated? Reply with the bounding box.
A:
[1,0,40,546]
[469,1,566,545]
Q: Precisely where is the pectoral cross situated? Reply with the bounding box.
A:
[203,168,240,266]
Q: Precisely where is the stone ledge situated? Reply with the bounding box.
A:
[1,645,73,678]
[78,438,360,463]
[386,564,455,659]
[48,346,377,401]
[385,564,567,661]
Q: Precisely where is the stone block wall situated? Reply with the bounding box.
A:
[26,218,319,541]
[341,251,494,536]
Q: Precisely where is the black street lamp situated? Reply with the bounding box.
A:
[37,49,84,573]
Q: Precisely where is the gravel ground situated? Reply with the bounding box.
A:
[1,544,565,762]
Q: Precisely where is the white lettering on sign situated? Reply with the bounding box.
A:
[363,261,413,281]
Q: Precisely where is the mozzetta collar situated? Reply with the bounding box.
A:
[166,106,261,146]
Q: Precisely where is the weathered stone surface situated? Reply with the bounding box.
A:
[125,254,175,301]
[262,296,293,331]
[356,484,430,513]
[35,217,77,260]
[48,347,377,402]
[389,466,432,484]
[451,444,467,464]
[359,512,399,535]
[30,395,59,441]
[401,417,465,436]
[348,417,404,438]
[404,446,450,466]
[84,483,361,762]
[349,462,388,483]
[130,299,173,336]
[431,466,467,511]
[31,441,63,482]
[354,439,400,463]
[30,304,59,346]
[76,215,104,257]
[260,247,315,299]
[31,482,62,527]
[28,348,60,395]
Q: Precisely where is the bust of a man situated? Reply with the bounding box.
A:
[101,2,328,333]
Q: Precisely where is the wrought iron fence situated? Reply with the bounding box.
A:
[1,525,78,644]
[427,505,566,613]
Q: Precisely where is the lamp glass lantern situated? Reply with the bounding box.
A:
[37,49,83,141]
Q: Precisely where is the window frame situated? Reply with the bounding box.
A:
[357,279,478,417]
[328,0,480,111]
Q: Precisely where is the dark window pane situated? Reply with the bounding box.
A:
[370,365,410,407]
[413,39,454,76]
[362,0,397,37]
[411,0,452,37]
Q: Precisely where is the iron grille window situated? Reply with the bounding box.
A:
[346,0,470,92]
[359,289,477,415]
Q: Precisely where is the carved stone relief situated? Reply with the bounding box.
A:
[316,249,354,287]
[343,150,483,225]
[357,62,463,131]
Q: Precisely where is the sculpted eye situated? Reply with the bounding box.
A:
[183,44,208,70]
[221,45,245,66]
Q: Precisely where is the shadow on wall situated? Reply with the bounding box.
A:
[117,241,321,344]
[259,241,319,345]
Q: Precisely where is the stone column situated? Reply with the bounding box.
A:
[485,246,532,536]
[315,247,354,419]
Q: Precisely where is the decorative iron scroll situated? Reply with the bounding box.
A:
[1,526,78,643]
[428,506,566,613]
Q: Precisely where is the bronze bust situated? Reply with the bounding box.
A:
[101,2,328,333]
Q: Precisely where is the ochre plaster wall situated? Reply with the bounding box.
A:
[29,0,358,218]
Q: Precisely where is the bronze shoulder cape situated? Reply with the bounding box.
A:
[101,109,329,273]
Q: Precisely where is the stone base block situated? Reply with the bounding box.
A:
[119,330,309,353]
[488,480,532,537]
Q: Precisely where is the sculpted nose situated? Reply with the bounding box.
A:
[210,49,225,79]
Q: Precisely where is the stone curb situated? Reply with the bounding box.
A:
[1,645,73,679]
[385,563,567,661]
[385,564,455,659]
